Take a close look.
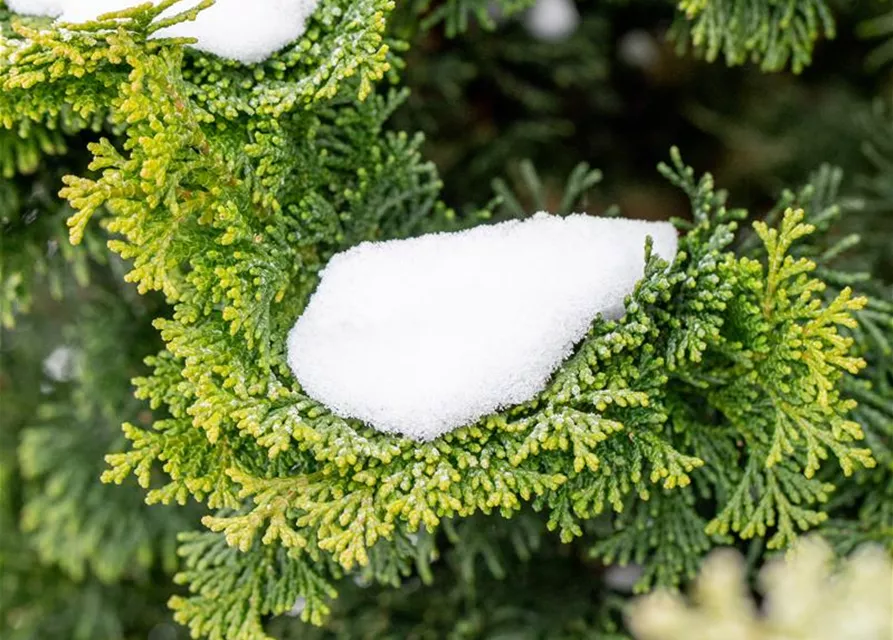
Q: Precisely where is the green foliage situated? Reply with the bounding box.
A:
[1,1,891,640]
[271,512,630,640]
[170,531,338,637]
[848,105,893,278]
[0,124,106,326]
[393,5,614,206]
[859,5,893,69]
[0,246,191,637]
[670,0,836,72]
[411,0,537,36]
[119,143,882,636]
[805,122,893,554]
[17,299,188,581]
[587,489,712,594]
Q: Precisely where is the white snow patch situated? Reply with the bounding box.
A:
[524,0,580,42]
[604,563,644,591]
[352,572,373,588]
[287,213,677,441]
[286,597,306,617]
[7,0,319,64]
[618,29,661,71]
[42,345,81,382]
[7,0,65,16]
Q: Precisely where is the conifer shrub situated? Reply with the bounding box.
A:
[1,1,890,639]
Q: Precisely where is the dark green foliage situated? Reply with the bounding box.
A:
[0,126,105,325]
[270,513,630,640]
[0,215,192,637]
[170,531,339,638]
[418,0,842,74]
[411,0,537,36]
[859,5,893,70]
[393,3,615,205]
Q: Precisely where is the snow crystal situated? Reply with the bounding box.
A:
[524,0,580,42]
[7,0,319,64]
[287,213,677,441]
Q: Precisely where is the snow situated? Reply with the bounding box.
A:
[42,345,80,382]
[287,213,677,441]
[618,29,661,71]
[524,0,580,42]
[604,563,644,591]
[6,0,319,64]
[7,0,65,16]
[286,597,306,617]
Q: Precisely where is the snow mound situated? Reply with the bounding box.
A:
[287,213,677,441]
[7,0,319,64]
[7,0,65,16]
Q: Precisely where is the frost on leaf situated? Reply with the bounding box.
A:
[6,0,321,64]
[287,213,678,441]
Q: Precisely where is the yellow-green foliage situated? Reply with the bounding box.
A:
[672,0,835,72]
[1,2,891,640]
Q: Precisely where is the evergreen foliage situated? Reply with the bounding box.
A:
[1,0,890,639]
[394,3,614,205]
[411,0,536,36]
[670,0,835,72]
[0,181,191,636]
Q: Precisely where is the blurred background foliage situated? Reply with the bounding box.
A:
[1,0,891,637]
[393,0,890,223]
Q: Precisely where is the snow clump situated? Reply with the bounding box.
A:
[287,213,677,441]
[7,0,319,64]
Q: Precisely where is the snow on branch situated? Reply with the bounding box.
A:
[287,213,678,440]
[7,0,320,64]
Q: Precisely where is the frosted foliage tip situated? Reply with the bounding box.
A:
[287,213,678,441]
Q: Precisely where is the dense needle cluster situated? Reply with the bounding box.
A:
[1,1,891,639]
